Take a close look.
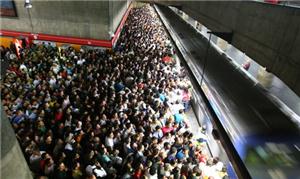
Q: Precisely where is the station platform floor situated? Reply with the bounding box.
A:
[185,107,228,163]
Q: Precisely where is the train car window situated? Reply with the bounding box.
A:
[245,143,300,167]
[212,129,220,140]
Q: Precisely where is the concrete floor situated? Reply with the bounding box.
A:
[185,107,229,162]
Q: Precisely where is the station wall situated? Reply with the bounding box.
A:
[1,0,130,41]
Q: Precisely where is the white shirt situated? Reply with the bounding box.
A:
[86,165,107,177]
[213,161,224,171]
[49,78,56,87]
[77,59,85,65]
[65,119,72,127]
[33,79,40,87]
[65,143,73,151]
[52,65,60,74]
[170,103,184,115]
[62,98,70,109]
[201,165,221,179]
[105,137,114,148]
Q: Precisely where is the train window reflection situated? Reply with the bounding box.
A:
[245,143,300,167]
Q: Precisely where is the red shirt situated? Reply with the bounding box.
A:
[133,169,142,179]
[55,112,63,122]
[198,155,207,163]
[60,70,67,79]
[137,83,144,89]
[162,126,174,135]
[162,56,172,63]
[8,66,22,76]
[182,91,190,102]
[39,159,46,172]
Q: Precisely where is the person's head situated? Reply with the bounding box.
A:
[207,158,213,166]
[87,174,97,179]
[113,149,119,156]
[192,166,201,176]
[58,162,66,171]
[152,137,158,145]
[37,176,48,179]
[45,136,52,144]
[165,121,170,127]
[41,152,48,160]
[45,158,53,166]
[137,144,144,152]
[171,147,177,154]
[183,146,189,155]
[163,142,170,150]
[213,157,220,164]
[109,132,114,138]
[179,109,184,114]
[165,132,171,138]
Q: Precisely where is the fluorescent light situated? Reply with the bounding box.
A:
[24,0,32,9]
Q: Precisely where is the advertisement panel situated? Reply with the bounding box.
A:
[0,0,17,17]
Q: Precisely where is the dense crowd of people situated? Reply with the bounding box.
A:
[1,5,227,179]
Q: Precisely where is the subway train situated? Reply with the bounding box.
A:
[189,39,300,179]
[216,94,300,179]
[191,73,300,179]
[190,48,300,179]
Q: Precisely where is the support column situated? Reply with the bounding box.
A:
[1,105,33,179]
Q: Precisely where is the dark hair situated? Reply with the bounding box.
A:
[149,165,157,175]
